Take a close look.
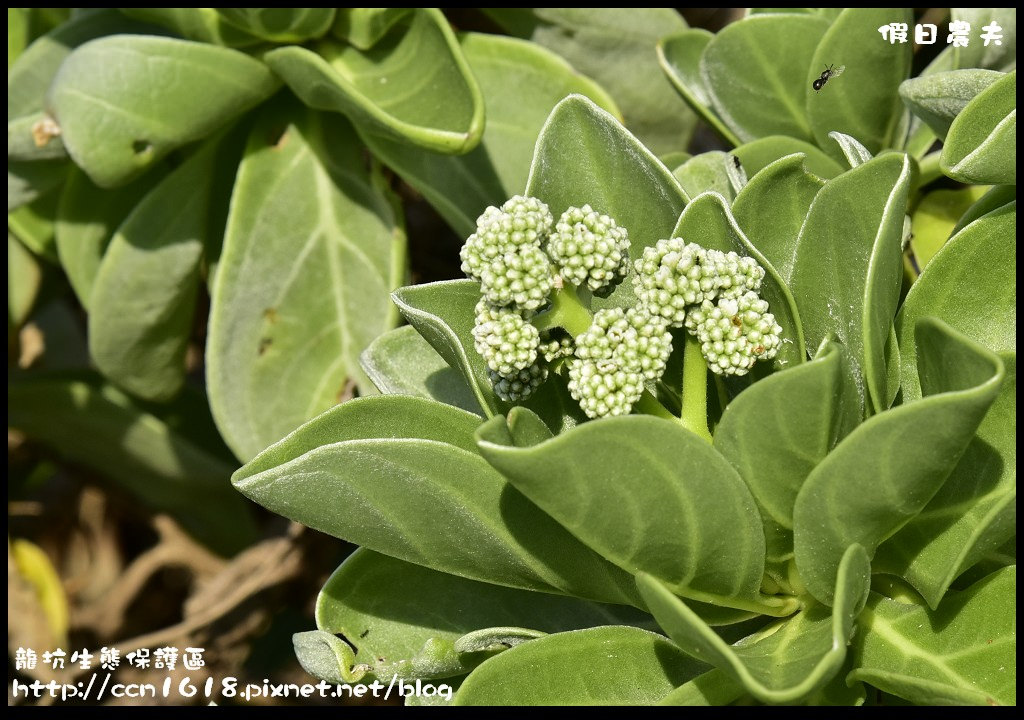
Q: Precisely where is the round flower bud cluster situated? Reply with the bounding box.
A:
[472,300,540,377]
[634,238,711,325]
[540,332,575,363]
[634,237,781,377]
[685,292,783,376]
[704,250,764,300]
[567,308,671,418]
[546,205,630,295]
[460,196,555,311]
[489,365,547,403]
[462,197,643,404]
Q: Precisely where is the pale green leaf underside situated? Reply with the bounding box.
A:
[733,136,844,179]
[899,69,1004,141]
[673,152,734,201]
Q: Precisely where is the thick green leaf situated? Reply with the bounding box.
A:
[7,373,255,554]
[8,194,59,263]
[9,9,154,121]
[733,136,844,180]
[119,8,260,47]
[672,191,805,367]
[526,94,689,309]
[655,28,714,109]
[897,202,1016,400]
[87,139,220,401]
[54,166,165,309]
[732,153,825,286]
[233,395,639,605]
[950,184,1015,236]
[829,131,873,168]
[478,411,798,616]
[941,71,1016,185]
[454,626,705,706]
[8,160,66,212]
[658,29,740,146]
[391,280,501,417]
[47,35,278,187]
[673,152,734,201]
[8,234,42,329]
[951,8,1017,73]
[637,544,871,704]
[793,319,1005,605]
[714,341,860,575]
[851,566,1016,706]
[207,105,403,461]
[293,630,365,684]
[313,548,653,681]
[393,281,586,434]
[875,354,1015,607]
[8,111,67,161]
[807,9,913,156]
[265,9,483,155]
[215,8,334,43]
[361,325,482,416]
[702,14,830,143]
[908,185,991,272]
[659,668,746,706]
[902,47,958,157]
[486,8,696,156]
[790,153,912,411]
[331,8,412,50]
[362,32,618,237]
[899,69,1004,141]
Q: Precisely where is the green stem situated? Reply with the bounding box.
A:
[917,150,944,189]
[532,284,592,338]
[681,333,712,442]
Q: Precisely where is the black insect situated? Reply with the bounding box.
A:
[812,64,846,93]
[732,155,742,170]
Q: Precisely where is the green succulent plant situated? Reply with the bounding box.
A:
[7,7,1015,707]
